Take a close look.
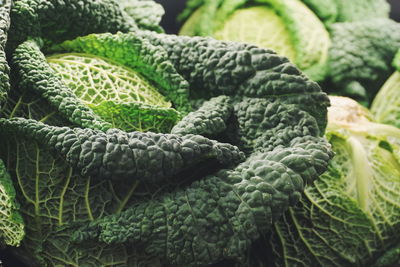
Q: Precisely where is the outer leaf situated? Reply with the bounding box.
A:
[171,95,233,136]
[179,0,331,82]
[327,19,400,105]
[0,0,11,105]
[7,0,137,53]
[2,86,155,266]
[73,135,332,266]
[137,31,330,132]
[269,97,400,267]
[51,32,192,112]
[119,0,165,32]
[68,32,333,266]
[12,40,112,131]
[0,117,244,183]
[2,125,160,266]
[47,53,180,133]
[0,86,238,266]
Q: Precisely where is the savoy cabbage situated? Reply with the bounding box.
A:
[371,49,400,128]
[262,97,400,267]
[179,0,400,105]
[0,0,333,266]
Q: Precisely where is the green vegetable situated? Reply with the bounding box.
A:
[171,95,232,136]
[327,19,400,105]
[0,0,334,265]
[371,50,400,128]
[13,39,112,131]
[137,30,330,132]
[10,0,191,133]
[50,32,192,113]
[0,29,332,266]
[64,31,332,266]
[0,117,244,183]
[179,0,331,81]
[7,0,137,53]
[119,0,165,32]
[301,0,389,26]
[264,96,400,267]
[0,0,24,248]
[12,33,191,132]
[46,53,180,133]
[179,0,397,105]
[0,0,11,105]
[73,134,331,266]
[0,159,24,247]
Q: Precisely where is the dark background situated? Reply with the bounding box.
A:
[1,1,400,266]
[389,0,400,22]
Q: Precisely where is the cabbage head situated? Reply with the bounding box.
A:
[371,49,400,128]
[264,96,400,267]
[179,0,331,81]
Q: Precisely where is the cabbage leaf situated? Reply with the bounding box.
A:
[268,97,400,267]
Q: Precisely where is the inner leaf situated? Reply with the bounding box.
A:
[47,53,180,132]
[213,6,297,65]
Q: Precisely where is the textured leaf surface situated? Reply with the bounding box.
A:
[371,71,400,128]
[327,19,400,104]
[180,0,330,81]
[138,30,330,132]
[270,97,400,267]
[73,142,328,266]
[0,88,167,266]
[171,95,233,136]
[2,27,332,267]
[119,0,164,32]
[0,159,24,247]
[0,0,11,105]
[332,0,389,23]
[13,40,112,131]
[213,7,297,65]
[7,0,137,53]
[67,31,333,266]
[0,117,244,183]
[47,53,180,132]
[52,32,192,112]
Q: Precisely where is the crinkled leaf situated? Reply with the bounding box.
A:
[0,0,11,105]
[302,0,389,26]
[327,19,400,105]
[180,0,330,81]
[269,97,400,267]
[0,159,24,247]
[51,32,192,112]
[7,0,137,54]
[371,71,400,129]
[1,28,332,267]
[47,53,180,132]
[119,0,164,32]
